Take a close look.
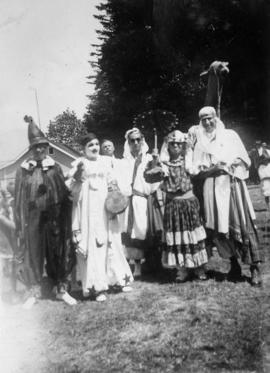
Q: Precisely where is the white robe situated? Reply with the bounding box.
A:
[258,148,270,197]
[192,128,255,234]
[67,156,133,293]
[119,153,160,240]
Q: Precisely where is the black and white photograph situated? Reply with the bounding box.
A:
[0,1,269,372]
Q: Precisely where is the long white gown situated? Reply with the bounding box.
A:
[67,156,133,294]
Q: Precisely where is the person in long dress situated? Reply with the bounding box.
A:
[67,133,133,302]
[192,106,263,286]
[145,130,208,281]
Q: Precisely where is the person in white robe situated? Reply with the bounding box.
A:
[192,106,263,286]
[66,133,133,302]
[119,128,161,278]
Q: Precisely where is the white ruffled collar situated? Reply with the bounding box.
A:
[21,156,55,171]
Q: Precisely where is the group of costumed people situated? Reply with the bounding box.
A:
[0,106,264,309]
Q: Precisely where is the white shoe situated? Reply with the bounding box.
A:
[122,286,132,293]
[22,296,37,310]
[96,293,107,302]
[56,291,77,306]
[82,289,90,298]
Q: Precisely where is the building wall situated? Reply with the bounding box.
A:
[0,146,77,189]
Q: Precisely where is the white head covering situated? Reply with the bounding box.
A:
[167,130,186,143]
[196,106,225,145]
[193,107,250,176]
[198,106,217,120]
[123,127,149,159]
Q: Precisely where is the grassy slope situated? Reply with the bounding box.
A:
[1,186,270,373]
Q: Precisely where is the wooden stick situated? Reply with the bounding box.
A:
[154,127,157,150]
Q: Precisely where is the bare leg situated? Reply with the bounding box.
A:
[133,260,142,278]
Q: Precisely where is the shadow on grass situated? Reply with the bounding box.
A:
[138,267,251,285]
[206,269,251,284]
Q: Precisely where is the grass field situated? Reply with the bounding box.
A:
[1,185,270,373]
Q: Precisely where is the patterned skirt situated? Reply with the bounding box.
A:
[162,195,208,268]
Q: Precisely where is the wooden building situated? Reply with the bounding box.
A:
[0,141,80,189]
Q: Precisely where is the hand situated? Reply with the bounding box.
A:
[72,230,82,244]
[215,163,228,171]
[73,162,86,182]
[152,148,159,157]
[108,180,118,192]
[151,149,160,165]
[72,230,87,258]
[231,158,242,166]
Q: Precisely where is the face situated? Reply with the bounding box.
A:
[128,132,143,156]
[201,114,217,133]
[32,143,48,161]
[101,140,115,156]
[84,138,100,160]
[168,141,184,158]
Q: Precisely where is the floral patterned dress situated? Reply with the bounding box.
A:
[161,157,208,268]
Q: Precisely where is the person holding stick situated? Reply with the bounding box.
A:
[120,127,162,278]
[192,106,263,286]
[144,130,208,281]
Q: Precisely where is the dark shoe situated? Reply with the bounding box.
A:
[194,266,208,281]
[250,264,262,287]
[175,268,189,283]
[227,257,242,282]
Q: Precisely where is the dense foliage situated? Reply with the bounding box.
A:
[46,109,87,151]
[85,0,269,146]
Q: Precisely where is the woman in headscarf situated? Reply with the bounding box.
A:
[120,128,162,278]
[66,133,133,302]
[192,106,263,286]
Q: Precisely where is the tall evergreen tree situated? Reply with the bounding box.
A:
[85,0,269,144]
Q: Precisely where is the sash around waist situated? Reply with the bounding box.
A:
[132,189,148,198]
[166,189,194,200]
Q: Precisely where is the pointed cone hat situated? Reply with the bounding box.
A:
[24,115,49,148]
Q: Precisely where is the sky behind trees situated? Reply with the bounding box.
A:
[0,0,99,162]
[1,0,269,163]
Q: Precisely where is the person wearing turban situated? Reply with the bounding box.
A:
[120,128,162,278]
[14,116,77,308]
[192,106,263,286]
